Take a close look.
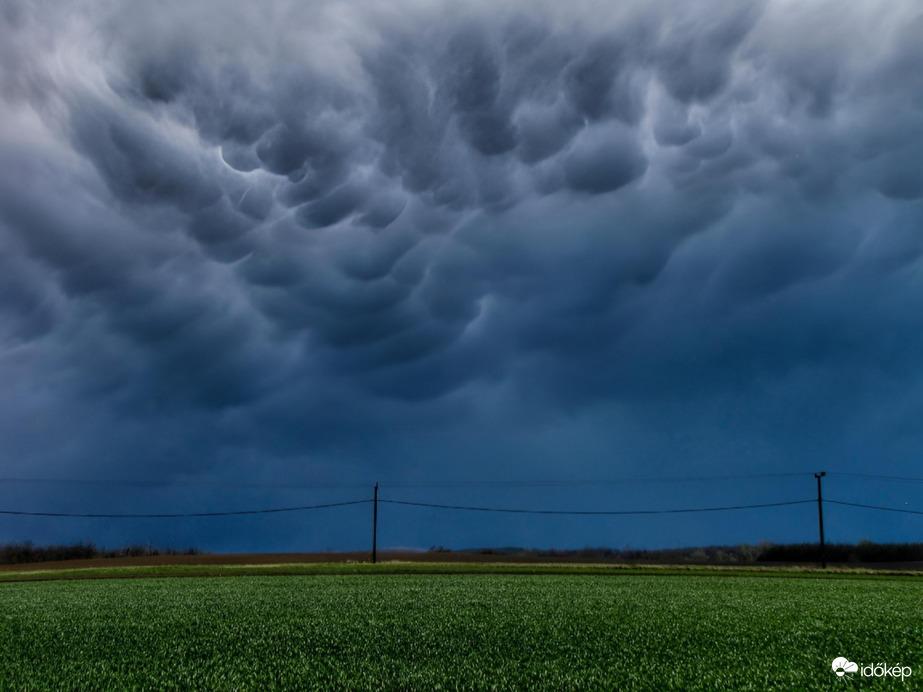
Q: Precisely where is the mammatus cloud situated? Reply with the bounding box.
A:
[0,0,922,527]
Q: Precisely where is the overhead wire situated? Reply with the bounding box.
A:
[0,471,813,490]
[1,475,920,519]
[4,472,921,489]
[378,472,811,488]
[825,500,923,516]
[379,498,815,515]
[0,499,373,519]
[827,472,923,484]
[0,478,373,490]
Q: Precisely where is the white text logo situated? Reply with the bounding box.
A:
[832,657,912,681]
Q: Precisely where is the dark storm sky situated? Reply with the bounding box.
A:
[0,0,921,552]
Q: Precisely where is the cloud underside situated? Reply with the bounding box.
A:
[0,0,921,477]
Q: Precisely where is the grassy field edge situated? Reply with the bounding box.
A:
[2,560,921,582]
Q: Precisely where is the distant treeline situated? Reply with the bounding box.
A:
[0,541,201,565]
[435,541,923,564]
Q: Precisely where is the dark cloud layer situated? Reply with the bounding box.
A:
[1,0,922,551]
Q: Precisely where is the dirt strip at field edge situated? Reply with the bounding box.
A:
[1,552,921,582]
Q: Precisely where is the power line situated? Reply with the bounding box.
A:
[0,497,818,519]
[380,473,811,488]
[4,472,921,489]
[828,472,923,484]
[0,478,372,490]
[825,500,923,516]
[379,499,815,515]
[0,498,372,519]
[0,472,813,489]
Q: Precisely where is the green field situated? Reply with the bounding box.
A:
[1,572,919,690]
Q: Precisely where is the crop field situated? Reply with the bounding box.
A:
[0,572,919,690]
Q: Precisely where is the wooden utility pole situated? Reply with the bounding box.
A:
[372,482,379,564]
[815,472,826,568]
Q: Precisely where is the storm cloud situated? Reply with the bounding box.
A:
[0,0,921,551]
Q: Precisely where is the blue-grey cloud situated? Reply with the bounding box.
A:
[1,0,922,551]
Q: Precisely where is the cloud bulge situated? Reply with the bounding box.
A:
[0,0,921,551]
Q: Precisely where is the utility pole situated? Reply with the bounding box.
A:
[814,472,826,569]
[372,482,379,564]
